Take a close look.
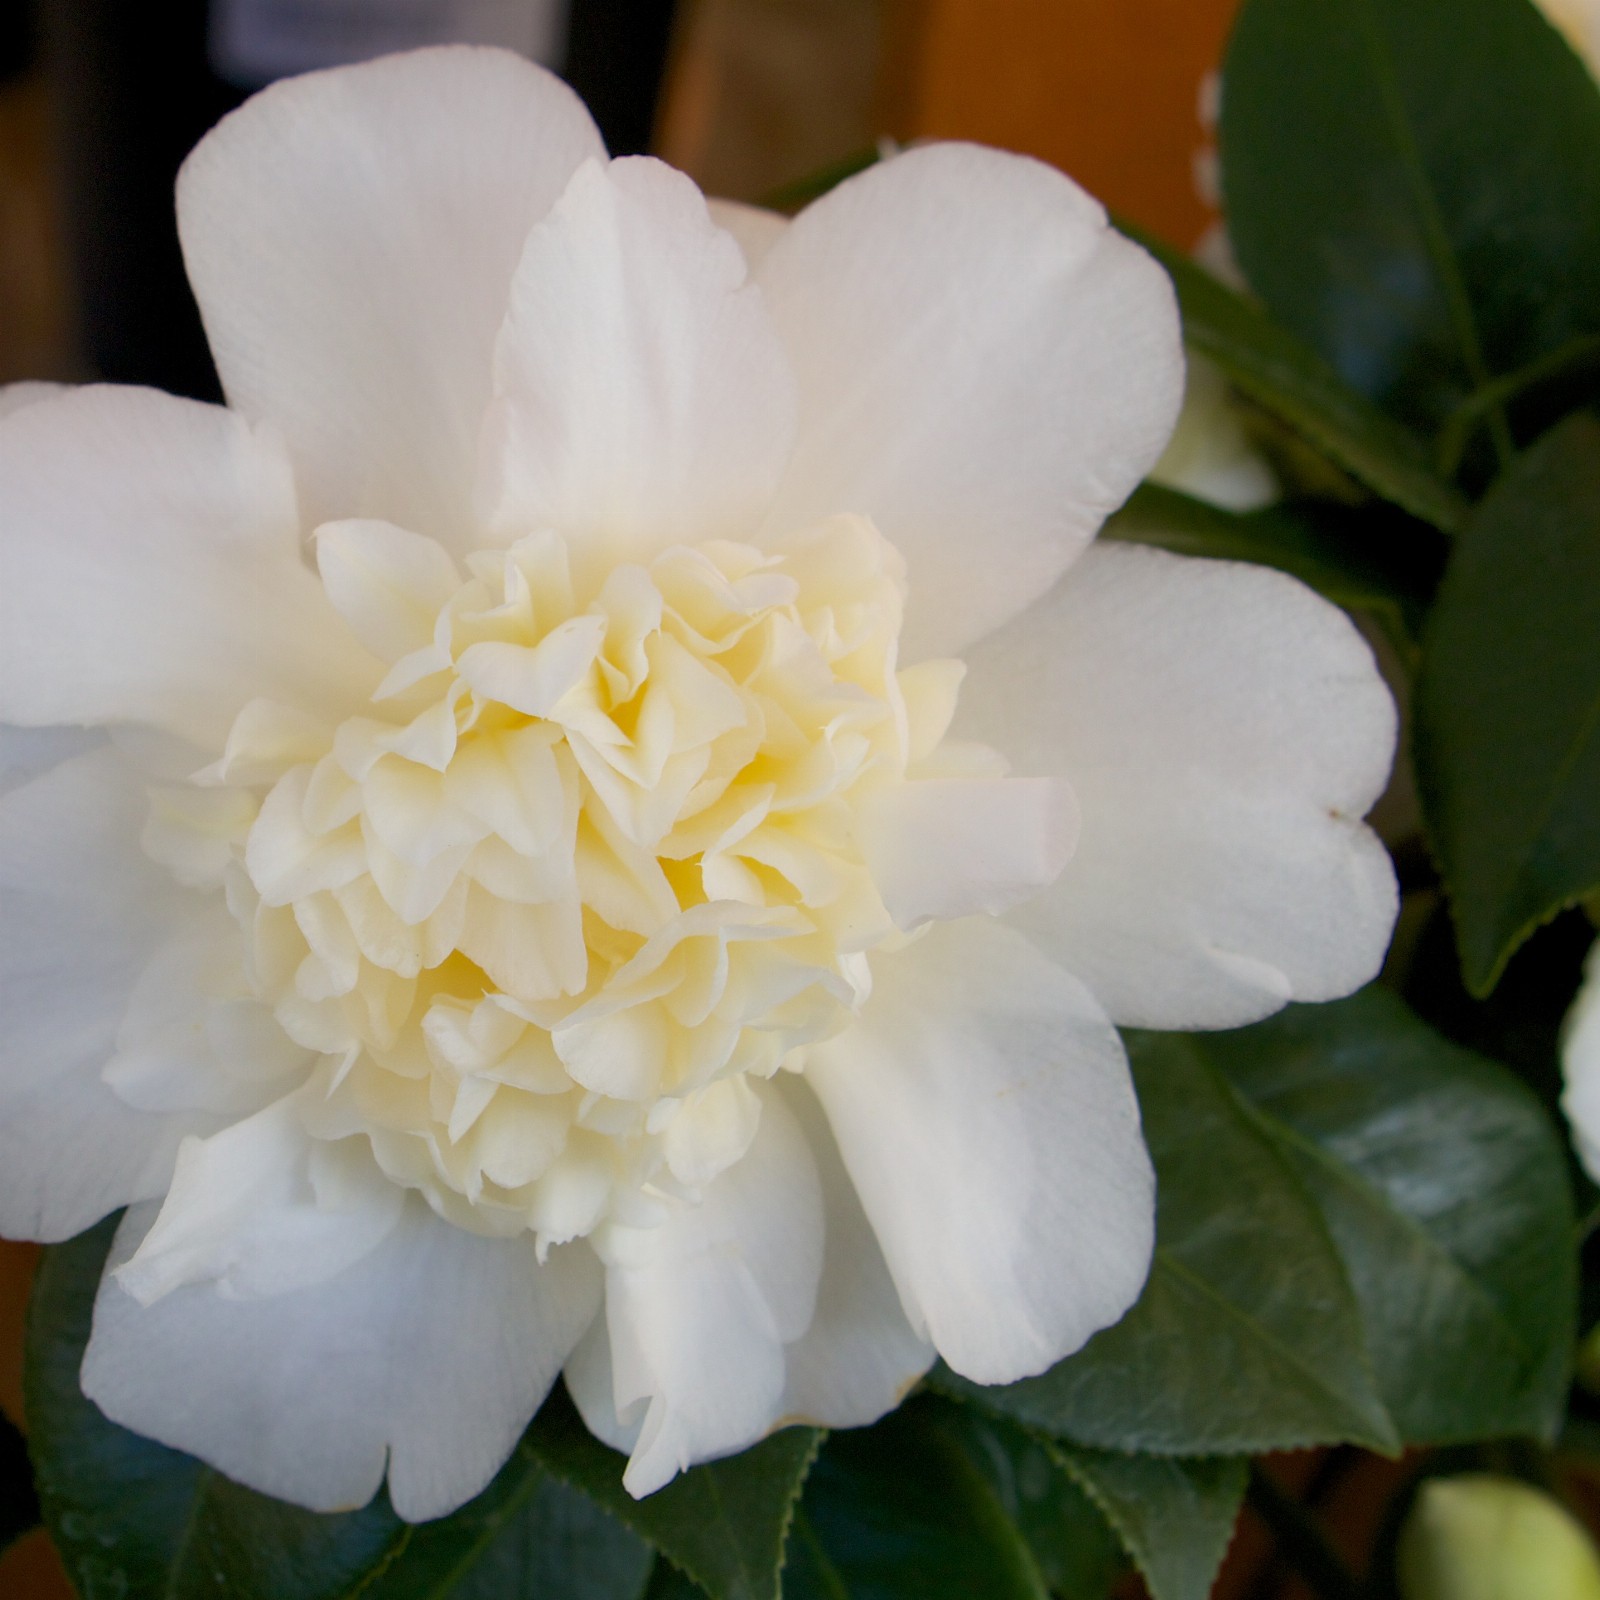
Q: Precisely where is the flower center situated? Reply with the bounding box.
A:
[136,514,1013,1256]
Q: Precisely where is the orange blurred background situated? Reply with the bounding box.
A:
[0,2,1239,1594]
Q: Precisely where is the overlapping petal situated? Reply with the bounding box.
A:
[0,746,215,1241]
[177,45,604,544]
[805,917,1154,1384]
[755,143,1184,661]
[0,43,1402,1528]
[480,156,797,557]
[0,386,380,747]
[83,1193,600,1521]
[775,1077,935,1428]
[115,1097,404,1305]
[566,1081,824,1495]
[958,542,1398,1029]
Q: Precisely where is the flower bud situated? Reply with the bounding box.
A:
[1398,1474,1600,1600]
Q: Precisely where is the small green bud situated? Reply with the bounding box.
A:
[1398,1474,1600,1600]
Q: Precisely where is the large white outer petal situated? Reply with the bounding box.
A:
[565,1081,824,1497]
[755,143,1184,662]
[0,380,67,419]
[177,46,604,546]
[804,917,1154,1385]
[480,157,797,557]
[0,723,103,798]
[1562,937,1600,1181]
[83,1195,601,1521]
[775,1077,935,1428]
[0,745,214,1241]
[958,542,1398,1030]
[0,386,380,747]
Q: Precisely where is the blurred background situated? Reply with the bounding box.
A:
[6,2,1565,1596]
[0,0,1241,399]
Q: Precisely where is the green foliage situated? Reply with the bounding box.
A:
[781,1399,1051,1600]
[1198,988,1577,1443]
[356,1438,653,1600]
[934,1408,1127,1599]
[1415,413,1600,994]
[1117,219,1468,530]
[525,1387,820,1600]
[1222,0,1600,462]
[1047,1446,1247,1600]
[938,1028,1401,1456]
[942,989,1574,1466]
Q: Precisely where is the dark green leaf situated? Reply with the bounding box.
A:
[641,1556,712,1598]
[1221,0,1600,452]
[782,1399,1050,1600]
[930,1405,1126,1599]
[0,1408,40,1557]
[1046,1446,1246,1600]
[24,1216,406,1600]
[526,1384,819,1600]
[1415,412,1600,993]
[358,1434,652,1600]
[1119,220,1467,530]
[937,1034,1398,1456]
[1197,987,1577,1443]
[1104,481,1439,657]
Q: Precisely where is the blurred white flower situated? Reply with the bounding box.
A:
[0,47,1397,1518]
[1562,930,1600,1179]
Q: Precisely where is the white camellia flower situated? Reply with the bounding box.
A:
[0,48,1397,1520]
[1562,932,1600,1178]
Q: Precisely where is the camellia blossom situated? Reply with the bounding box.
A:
[0,48,1397,1520]
[1562,932,1600,1178]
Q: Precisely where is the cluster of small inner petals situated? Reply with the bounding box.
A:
[143,511,1008,1258]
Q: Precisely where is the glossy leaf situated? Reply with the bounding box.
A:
[358,1435,652,1600]
[782,1398,1050,1600]
[932,1405,1126,1599]
[1415,413,1600,993]
[1199,987,1577,1443]
[24,1216,407,1600]
[1104,480,1439,657]
[0,1409,39,1557]
[1222,0,1600,450]
[937,1033,1398,1457]
[1047,1446,1246,1600]
[526,1385,820,1600]
[1119,219,1467,530]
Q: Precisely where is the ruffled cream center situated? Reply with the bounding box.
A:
[138,514,1044,1257]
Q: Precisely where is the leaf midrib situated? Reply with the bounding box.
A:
[1241,1096,1538,1371]
[1350,0,1508,456]
[1149,1251,1390,1447]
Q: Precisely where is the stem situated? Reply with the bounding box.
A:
[1435,332,1600,478]
[1247,1462,1365,1600]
